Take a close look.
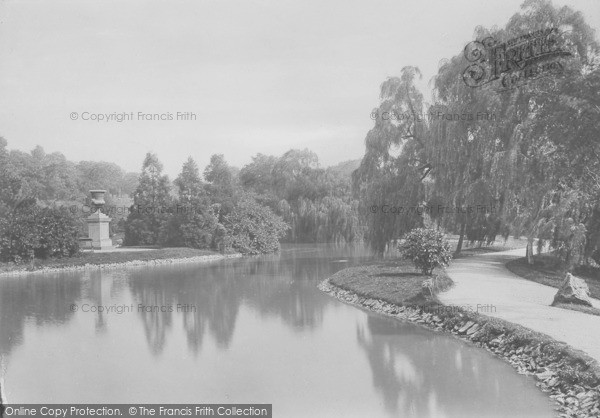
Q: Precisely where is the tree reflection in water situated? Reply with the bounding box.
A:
[126,245,361,355]
[0,244,365,359]
[0,272,83,358]
[357,315,548,418]
[0,245,554,416]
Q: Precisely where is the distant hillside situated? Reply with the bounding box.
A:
[328,159,361,178]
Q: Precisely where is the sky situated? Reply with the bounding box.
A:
[1,0,599,177]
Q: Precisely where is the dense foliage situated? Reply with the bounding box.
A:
[0,202,80,262]
[119,148,363,253]
[1,143,138,202]
[223,198,289,255]
[353,0,600,269]
[32,206,81,259]
[240,149,363,243]
[122,153,291,255]
[123,153,173,246]
[0,139,80,262]
[167,157,219,249]
[398,228,452,275]
[0,132,362,260]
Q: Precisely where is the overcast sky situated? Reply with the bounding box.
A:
[1,0,599,177]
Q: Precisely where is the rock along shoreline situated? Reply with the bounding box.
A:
[319,278,600,418]
[0,253,242,278]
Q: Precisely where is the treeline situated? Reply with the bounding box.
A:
[354,0,600,268]
[0,139,141,262]
[123,150,363,254]
[239,150,362,243]
[123,153,288,255]
[0,136,364,262]
[0,141,138,201]
[0,139,80,261]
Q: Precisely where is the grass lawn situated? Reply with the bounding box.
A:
[329,260,453,308]
[0,247,222,274]
[506,254,600,316]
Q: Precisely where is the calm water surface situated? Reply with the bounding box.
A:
[0,244,554,417]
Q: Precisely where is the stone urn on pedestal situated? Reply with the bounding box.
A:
[86,190,113,250]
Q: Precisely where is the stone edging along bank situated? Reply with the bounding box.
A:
[0,253,242,277]
[319,278,600,418]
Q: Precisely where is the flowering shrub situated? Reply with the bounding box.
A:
[223,198,289,255]
[398,228,452,275]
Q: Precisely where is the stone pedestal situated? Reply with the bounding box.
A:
[86,211,113,249]
[86,190,113,250]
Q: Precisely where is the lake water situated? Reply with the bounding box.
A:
[0,244,554,417]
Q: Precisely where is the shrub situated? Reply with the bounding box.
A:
[124,216,159,246]
[398,228,452,275]
[0,202,39,262]
[0,204,80,262]
[161,206,219,249]
[35,207,80,258]
[223,198,289,255]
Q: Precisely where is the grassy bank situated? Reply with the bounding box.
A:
[0,247,228,275]
[321,262,600,417]
[506,255,600,316]
[329,261,452,307]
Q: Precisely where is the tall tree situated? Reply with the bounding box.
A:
[124,153,172,245]
[203,154,238,223]
[487,0,598,264]
[425,0,599,265]
[353,66,428,254]
[429,54,504,255]
[166,157,218,249]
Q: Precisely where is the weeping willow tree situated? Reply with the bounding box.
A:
[428,52,505,255]
[355,0,600,265]
[353,66,430,255]
[239,149,364,243]
[481,0,599,265]
[427,0,599,265]
[290,196,362,243]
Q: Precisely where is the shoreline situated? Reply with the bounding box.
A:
[319,277,600,418]
[0,251,244,407]
[0,253,242,278]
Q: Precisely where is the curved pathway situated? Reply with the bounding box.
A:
[439,248,600,363]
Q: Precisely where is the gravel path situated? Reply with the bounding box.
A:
[439,248,600,363]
